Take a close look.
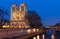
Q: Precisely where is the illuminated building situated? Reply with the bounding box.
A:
[10,3,30,28]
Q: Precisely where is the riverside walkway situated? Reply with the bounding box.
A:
[0,28,44,39]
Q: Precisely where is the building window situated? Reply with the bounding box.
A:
[21,6,24,11]
[12,7,15,11]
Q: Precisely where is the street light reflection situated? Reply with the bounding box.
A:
[37,35,40,39]
[42,34,45,39]
[51,34,55,39]
[33,37,36,39]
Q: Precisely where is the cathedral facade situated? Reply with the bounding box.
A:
[10,3,30,28]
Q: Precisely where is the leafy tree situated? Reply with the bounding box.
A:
[25,11,43,28]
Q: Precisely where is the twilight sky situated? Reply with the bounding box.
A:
[0,0,60,26]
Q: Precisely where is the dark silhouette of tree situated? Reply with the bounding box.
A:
[25,11,43,28]
[0,7,9,28]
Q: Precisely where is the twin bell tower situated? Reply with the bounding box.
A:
[10,3,30,28]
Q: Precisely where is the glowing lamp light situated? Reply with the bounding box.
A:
[25,26,28,28]
[2,25,9,28]
[19,26,21,28]
[27,29,31,33]
[33,28,36,32]
[37,29,39,32]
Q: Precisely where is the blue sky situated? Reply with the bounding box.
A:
[0,0,60,26]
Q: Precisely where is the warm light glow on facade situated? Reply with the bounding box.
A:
[10,3,30,28]
[25,26,30,28]
[13,26,18,28]
[21,26,24,28]
[2,25,9,28]
[19,26,21,28]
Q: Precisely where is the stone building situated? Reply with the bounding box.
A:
[10,3,30,28]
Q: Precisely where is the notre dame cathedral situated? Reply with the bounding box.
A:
[10,3,30,28]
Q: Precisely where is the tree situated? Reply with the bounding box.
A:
[25,11,43,28]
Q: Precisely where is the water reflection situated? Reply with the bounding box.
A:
[33,36,36,39]
[27,30,60,39]
[13,30,60,39]
[51,34,55,39]
[33,34,55,39]
[32,35,40,39]
[42,34,45,39]
[32,34,45,39]
[31,30,55,39]
[37,35,40,39]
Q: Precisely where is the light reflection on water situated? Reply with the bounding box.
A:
[42,34,45,39]
[33,35,40,39]
[16,30,60,39]
[33,37,36,39]
[37,35,40,39]
[32,34,55,39]
[51,34,55,39]
[28,30,56,39]
[32,34,46,39]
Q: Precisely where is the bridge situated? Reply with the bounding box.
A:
[45,26,60,31]
[51,27,60,31]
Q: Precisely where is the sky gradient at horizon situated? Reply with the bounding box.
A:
[0,0,60,26]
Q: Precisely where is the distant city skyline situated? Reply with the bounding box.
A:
[0,0,60,26]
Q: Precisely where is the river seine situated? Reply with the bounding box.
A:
[27,30,60,39]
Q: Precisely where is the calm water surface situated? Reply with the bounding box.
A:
[27,30,60,39]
